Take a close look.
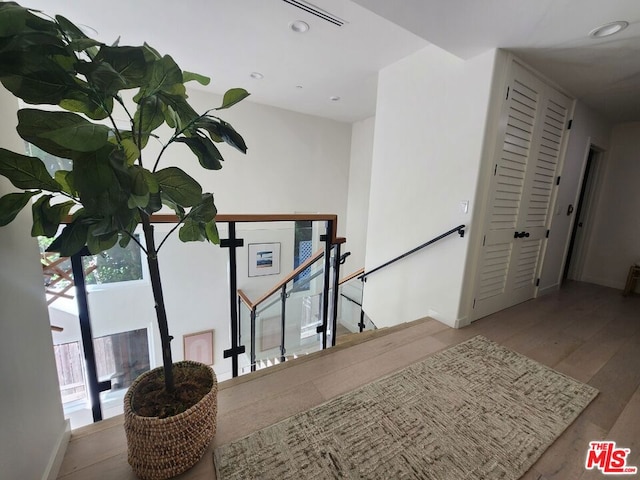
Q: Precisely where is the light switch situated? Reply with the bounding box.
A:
[460,201,469,214]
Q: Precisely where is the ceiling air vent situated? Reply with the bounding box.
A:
[282,0,346,27]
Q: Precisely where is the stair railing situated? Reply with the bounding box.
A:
[237,249,326,371]
[358,224,465,282]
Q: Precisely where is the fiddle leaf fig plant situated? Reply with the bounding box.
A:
[0,2,249,393]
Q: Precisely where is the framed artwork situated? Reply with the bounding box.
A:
[183,329,214,365]
[248,243,281,277]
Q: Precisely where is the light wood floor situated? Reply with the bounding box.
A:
[57,282,640,480]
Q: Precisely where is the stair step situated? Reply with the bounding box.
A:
[221,318,434,390]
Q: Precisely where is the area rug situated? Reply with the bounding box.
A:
[214,335,598,479]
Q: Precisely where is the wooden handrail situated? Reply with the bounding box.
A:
[237,289,255,310]
[238,249,325,311]
[63,213,342,245]
[253,248,324,308]
[339,268,364,285]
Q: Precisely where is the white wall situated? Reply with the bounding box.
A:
[50,91,354,381]
[344,116,375,274]
[362,46,497,328]
[0,90,68,480]
[538,101,611,293]
[153,89,352,231]
[581,122,640,290]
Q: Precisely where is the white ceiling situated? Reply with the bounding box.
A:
[21,0,640,124]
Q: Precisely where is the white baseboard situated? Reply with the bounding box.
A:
[43,419,71,480]
[581,275,624,291]
[454,316,470,329]
[538,283,560,296]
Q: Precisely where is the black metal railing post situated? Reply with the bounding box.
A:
[222,221,245,378]
[280,284,287,362]
[319,220,333,349]
[250,307,256,372]
[330,243,341,347]
[70,249,111,423]
[359,277,366,332]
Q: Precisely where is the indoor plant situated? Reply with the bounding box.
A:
[0,2,248,478]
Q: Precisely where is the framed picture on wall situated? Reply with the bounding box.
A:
[248,243,281,277]
[183,329,214,365]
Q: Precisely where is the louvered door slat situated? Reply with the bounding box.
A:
[473,60,574,321]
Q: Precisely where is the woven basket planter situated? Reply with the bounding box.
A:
[124,361,218,480]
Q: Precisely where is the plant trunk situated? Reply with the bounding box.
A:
[141,213,174,392]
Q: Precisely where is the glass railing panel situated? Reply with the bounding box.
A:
[338,276,365,335]
[237,297,253,376]
[282,257,326,359]
[232,219,330,374]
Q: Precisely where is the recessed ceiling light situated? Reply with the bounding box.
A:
[289,20,310,33]
[250,72,264,80]
[589,21,629,38]
[330,96,340,102]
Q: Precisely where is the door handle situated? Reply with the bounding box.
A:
[524,232,530,238]
[567,204,574,215]
[513,231,529,239]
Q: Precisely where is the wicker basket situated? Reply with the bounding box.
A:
[124,361,218,480]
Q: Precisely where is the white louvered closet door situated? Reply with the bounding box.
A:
[473,62,573,319]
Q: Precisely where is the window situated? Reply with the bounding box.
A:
[40,235,145,291]
[293,220,313,289]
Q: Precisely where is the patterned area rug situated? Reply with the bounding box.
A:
[214,335,598,479]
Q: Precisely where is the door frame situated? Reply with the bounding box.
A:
[559,141,606,284]
[464,55,576,323]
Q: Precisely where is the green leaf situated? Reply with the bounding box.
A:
[141,168,159,193]
[76,60,126,96]
[87,229,119,255]
[95,45,148,89]
[73,147,117,194]
[55,15,90,42]
[217,119,247,154]
[199,116,248,153]
[134,94,165,148]
[128,193,149,209]
[0,148,61,191]
[157,92,198,129]
[159,193,185,218]
[118,138,140,166]
[31,195,74,237]
[69,38,102,52]
[0,3,58,38]
[154,167,202,207]
[138,54,182,98]
[0,53,75,105]
[175,135,223,170]
[144,192,163,215]
[183,71,210,86]
[217,88,250,110]
[18,109,111,155]
[0,190,39,226]
[188,193,217,223]
[59,89,112,120]
[179,218,205,242]
[46,221,88,256]
[54,169,76,195]
[127,166,150,208]
[205,220,220,244]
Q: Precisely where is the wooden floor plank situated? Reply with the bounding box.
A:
[56,282,640,480]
